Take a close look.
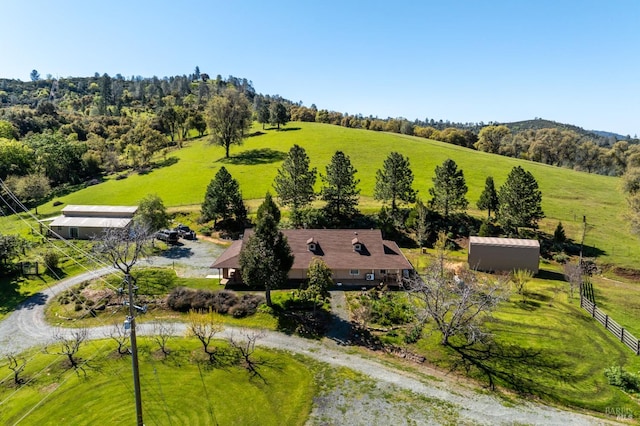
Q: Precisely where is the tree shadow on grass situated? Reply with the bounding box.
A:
[536,269,565,281]
[271,305,331,339]
[218,148,287,165]
[448,339,577,398]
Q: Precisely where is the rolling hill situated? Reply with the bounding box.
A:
[26,121,635,268]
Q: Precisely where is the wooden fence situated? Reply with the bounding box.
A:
[580,297,640,355]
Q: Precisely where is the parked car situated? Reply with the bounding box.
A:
[155,229,179,244]
[174,224,196,240]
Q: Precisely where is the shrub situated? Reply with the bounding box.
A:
[42,251,60,270]
[166,286,194,312]
[553,252,569,264]
[604,365,640,393]
[210,290,239,314]
[229,294,264,317]
[166,287,263,316]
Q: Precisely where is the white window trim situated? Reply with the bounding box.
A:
[349,269,359,276]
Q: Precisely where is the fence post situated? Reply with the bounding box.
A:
[637,339,640,355]
[605,314,608,329]
[621,328,625,342]
[592,302,596,318]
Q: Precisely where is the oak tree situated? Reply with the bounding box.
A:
[205,88,252,158]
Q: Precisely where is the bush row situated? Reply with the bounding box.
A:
[167,287,264,317]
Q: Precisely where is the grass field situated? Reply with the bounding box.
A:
[0,338,315,425]
[17,121,634,268]
[348,258,640,415]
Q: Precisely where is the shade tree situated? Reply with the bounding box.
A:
[205,88,252,158]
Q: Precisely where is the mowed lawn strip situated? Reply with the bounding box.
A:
[0,338,315,425]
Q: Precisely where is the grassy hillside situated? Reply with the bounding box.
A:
[27,121,634,267]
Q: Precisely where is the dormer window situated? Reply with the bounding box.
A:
[306,237,316,252]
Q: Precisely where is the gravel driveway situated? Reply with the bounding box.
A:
[0,239,617,425]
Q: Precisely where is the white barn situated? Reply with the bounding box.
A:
[47,205,138,239]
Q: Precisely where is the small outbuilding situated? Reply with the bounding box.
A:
[47,205,138,240]
[468,236,540,274]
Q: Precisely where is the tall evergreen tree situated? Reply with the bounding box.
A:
[498,166,544,234]
[373,152,416,215]
[201,166,246,225]
[273,144,316,227]
[256,192,281,223]
[476,176,499,219]
[321,151,360,221]
[239,203,294,307]
[429,158,468,218]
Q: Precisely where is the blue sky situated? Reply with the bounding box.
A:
[2,0,639,136]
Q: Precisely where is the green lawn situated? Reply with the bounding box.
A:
[0,338,315,425]
[398,266,640,415]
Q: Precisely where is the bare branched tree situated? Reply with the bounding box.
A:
[49,328,88,370]
[93,222,152,278]
[187,309,223,363]
[563,262,582,299]
[153,322,176,358]
[107,321,130,356]
[6,353,26,385]
[404,233,509,346]
[228,329,267,380]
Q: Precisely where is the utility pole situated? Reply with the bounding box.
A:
[126,273,144,426]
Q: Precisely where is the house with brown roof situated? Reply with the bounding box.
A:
[46,205,138,240]
[211,229,414,286]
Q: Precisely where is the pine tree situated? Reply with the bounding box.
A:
[256,192,281,223]
[239,203,294,307]
[321,150,360,222]
[273,144,316,227]
[477,176,499,219]
[498,166,544,234]
[373,152,416,215]
[201,166,246,225]
[429,159,468,218]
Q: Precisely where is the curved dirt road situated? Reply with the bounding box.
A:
[0,241,614,425]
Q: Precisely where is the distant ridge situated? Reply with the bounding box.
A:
[497,118,621,144]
